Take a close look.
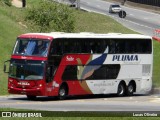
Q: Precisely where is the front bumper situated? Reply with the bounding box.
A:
[8,87,44,96]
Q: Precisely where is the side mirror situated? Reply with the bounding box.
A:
[4,60,10,73]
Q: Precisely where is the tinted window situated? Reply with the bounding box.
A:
[112,5,120,8]
[109,39,152,54]
[9,59,45,80]
[62,65,120,80]
[62,66,77,80]
[49,38,152,55]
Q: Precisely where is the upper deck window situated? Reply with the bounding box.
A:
[13,39,50,57]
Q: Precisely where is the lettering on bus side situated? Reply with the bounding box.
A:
[66,56,74,62]
[112,55,138,61]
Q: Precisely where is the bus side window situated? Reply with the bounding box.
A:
[105,41,110,53]
[100,40,106,53]
[46,65,57,83]
[90,40,96,53]
[50,41,57,55]
[114,40,124,53]
[109,40,116,54]
[62,66,77,80]
[57,41,63,55]
[76,40,82,53]
[90,39,104,54]
[140,40,151,53]
[92,40,101,53]
[63,41,68,54]
[82,40,91,53]
[70,40,79,53]
[131,42,136,53]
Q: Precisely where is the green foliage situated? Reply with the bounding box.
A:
[0,4,28,95]
[0,0,12,6]
[26,0,75,32]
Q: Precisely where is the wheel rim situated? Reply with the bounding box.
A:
[59,88,66,97]
[128,85,134,93]
[118,85,124,95]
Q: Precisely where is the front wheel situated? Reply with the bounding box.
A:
[58,86,68,100]
[117,83,126,97]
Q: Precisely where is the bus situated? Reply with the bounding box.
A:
[4,32,153,100]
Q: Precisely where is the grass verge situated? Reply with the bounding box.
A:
[0,108,160,119]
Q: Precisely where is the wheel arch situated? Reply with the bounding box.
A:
[119,80,127,88]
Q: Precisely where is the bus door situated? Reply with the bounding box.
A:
[45,64,57,96]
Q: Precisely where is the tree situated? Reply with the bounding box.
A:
[0,0,12,6]
[26,0,75,32]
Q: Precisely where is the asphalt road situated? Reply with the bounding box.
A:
[79,0,160,36]
[1,94,160,111]
[1,0,160,112]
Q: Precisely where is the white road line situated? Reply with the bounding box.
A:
[129,14,134,16]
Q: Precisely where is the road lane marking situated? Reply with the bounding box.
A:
[129,14,134,16]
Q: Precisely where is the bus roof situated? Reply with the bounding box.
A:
[18,32,152,40]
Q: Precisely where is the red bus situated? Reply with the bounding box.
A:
[4,32,153,100]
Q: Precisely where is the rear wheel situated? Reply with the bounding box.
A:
[117,83,126,97]
[27,95,36,100]
[58,86,68,100]
[126,83,134,96]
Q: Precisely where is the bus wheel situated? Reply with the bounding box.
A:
[126,83,134,96]
[27,95,36,100]
[117,83,126,97]
[58,86,68,100]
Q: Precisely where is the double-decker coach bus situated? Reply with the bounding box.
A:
[4,32,153,100]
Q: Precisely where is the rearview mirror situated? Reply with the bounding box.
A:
[4,60,10,73]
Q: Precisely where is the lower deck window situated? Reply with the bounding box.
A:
[62,65,120,80]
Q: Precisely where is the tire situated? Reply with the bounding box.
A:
[58,86,68,100]
[126,83,134,96]
[117,83,126,97]
[27,95,36,100]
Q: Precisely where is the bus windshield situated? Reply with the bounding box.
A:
[9,59,45,80]
[13,39,50,56]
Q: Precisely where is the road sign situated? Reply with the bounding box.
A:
[119,10,126,18]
